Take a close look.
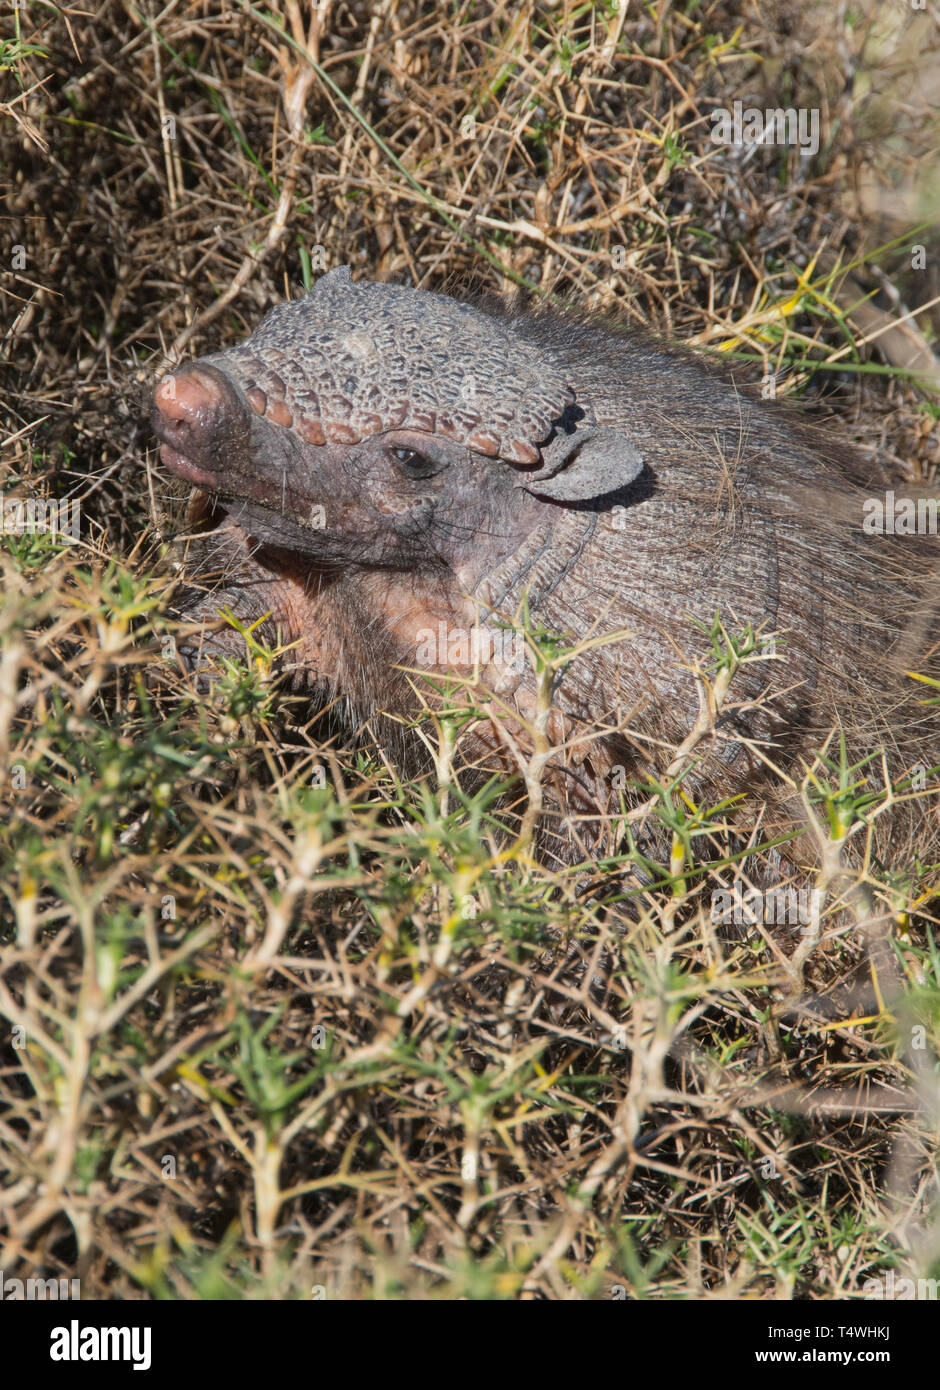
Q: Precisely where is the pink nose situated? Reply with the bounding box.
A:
[151,361,248,487]
[153,365,228,425]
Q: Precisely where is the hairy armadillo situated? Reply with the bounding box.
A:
[151,266,940,866]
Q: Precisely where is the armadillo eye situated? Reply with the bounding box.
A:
[390,446,437,479]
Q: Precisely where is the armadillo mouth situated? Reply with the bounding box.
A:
[159,442,220,490]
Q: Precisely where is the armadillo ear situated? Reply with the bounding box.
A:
[515,427,645,502]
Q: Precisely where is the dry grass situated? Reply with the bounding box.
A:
[1,0,939,1300]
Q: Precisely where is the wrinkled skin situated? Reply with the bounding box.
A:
[155,359,541,576]
[150,269,940,866]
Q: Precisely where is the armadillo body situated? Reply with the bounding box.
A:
[151,268,939,865]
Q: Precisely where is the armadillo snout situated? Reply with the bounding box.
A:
[151,362,246,488]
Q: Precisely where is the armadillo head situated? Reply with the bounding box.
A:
[151,267,644,575]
